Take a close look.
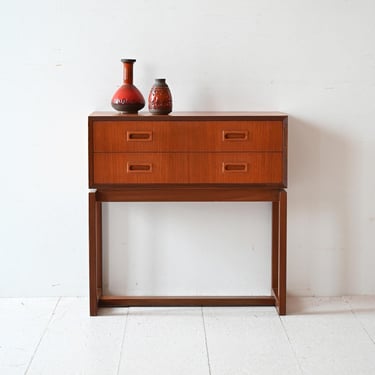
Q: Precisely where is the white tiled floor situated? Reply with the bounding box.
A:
[1,297,375,375]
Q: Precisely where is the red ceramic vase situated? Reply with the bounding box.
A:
[111,59,145,113]
[148,78,172,115]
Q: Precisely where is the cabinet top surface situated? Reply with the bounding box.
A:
[89,111,288,121]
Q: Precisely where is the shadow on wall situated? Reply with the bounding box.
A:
[287,115,360,296]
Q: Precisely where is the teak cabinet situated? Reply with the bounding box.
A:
[88,112,288,315]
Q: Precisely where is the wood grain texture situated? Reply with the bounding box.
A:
[278,190,287,315]
[88,113,287,188]
[92,152,284,185]
[92,120,284,152]
[89,111,288,120]
[99,296,275,307]
[88,193,98,316]
[95,186,281,202]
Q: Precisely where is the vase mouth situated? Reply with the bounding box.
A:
[121,58,136,63]
[155,78,166,82]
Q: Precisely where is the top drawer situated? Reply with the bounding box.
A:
[91,120,284,152]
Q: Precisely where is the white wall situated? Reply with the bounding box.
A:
[1,0,375,297]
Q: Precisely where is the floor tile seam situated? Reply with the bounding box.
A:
[342,296,375,346]
[24,296,61,375]
[201,307,212,375]
[116,308,130,375]
[279,315,305,375]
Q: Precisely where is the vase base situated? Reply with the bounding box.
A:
[111,102,144,114]
[149,109,172,115]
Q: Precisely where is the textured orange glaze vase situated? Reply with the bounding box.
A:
[148,78,172,115]
[111,59,145,113]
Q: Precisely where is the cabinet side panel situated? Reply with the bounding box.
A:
[88,118,95,188]
[282,117,288,188]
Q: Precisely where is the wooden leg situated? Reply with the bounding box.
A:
[271,191,287,315]
[96,201,103,296]
[278,190,287,315]
[271,201,279,295]
[89,193,98,316]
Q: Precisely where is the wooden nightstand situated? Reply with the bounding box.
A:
[88,112,288,315]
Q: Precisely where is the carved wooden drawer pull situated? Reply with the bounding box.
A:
[222,130,248,141]
[222,162,248,172]
[127,163,152,173]
[127,131,153,141]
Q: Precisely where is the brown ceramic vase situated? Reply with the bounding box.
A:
[148,78,172,115]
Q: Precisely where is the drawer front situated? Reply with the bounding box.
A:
[92,152,284,185]
[92,120,284,152]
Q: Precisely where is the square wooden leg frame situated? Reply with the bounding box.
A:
[89,186,287,316]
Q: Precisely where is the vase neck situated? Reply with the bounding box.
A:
[122,60,134,85]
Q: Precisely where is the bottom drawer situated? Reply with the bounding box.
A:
[92,152,284,185]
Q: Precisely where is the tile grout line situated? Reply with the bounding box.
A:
[278,314,305,375]
[343,296,375,346]
[116,308,130,375]
[201,307,212,375]
[24,297,61,374]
